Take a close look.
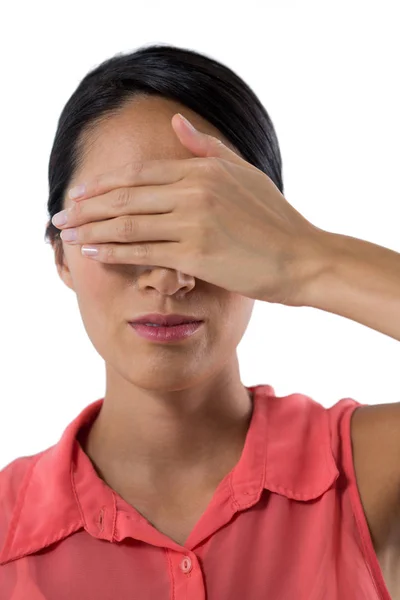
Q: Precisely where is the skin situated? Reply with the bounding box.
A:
[351,404,400,597]
[50,95,255,525]
[48,96,400,580]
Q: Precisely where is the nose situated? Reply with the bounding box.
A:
[136,265,196,296]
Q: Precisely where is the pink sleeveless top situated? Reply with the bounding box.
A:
[0,385,392,599]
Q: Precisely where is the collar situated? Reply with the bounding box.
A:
[0,385,339,565]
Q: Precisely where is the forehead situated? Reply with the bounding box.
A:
[73,95,236,183]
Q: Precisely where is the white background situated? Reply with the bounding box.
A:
[1,0,399,469]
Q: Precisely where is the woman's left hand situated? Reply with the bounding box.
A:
[53,113,329,306]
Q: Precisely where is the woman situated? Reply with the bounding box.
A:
[1,44,399,599]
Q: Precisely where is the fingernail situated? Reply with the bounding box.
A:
[68,184,86,200]
[60,228,77,242]
[178,114,197,132]
[52,210,68,227]
[81,246,99,257]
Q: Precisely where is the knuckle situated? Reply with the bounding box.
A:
[104,245,115,261]
[135,243,151,259]
[210,156,223,168]
[179,186,199,211]
[88,175,102,197]
[112,188,131,210]
[195,158,210,175]
[72,200,84,220]
[196,157,211,170]
[117,216,135,240]
[188,186,205,209]
[197,184,215,208]
[203,156,223,174]
[127,161,144,178]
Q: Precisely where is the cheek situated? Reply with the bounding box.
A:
[225,298,255,340]
[75,256,105,294]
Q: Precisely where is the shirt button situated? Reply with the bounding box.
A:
[180,556,192,573]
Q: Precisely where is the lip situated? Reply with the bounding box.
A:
[129,321,204,342]
[129,313,204,326]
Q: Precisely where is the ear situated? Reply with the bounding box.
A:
[49,228,75,292]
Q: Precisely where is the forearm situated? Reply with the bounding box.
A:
[303,231,400,342]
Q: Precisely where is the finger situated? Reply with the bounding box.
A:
[172,114,249,167]
[80,241,190,274]
[59,184,179,230]
[68,157,202,202]
[61,213,181,246]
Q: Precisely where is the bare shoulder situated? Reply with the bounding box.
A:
[350,402,400,553]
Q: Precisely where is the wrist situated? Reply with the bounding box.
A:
[289,227,339,309]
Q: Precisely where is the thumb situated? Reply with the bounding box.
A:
[171,113,246,167]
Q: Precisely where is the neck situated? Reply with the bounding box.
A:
[81,371,254,487]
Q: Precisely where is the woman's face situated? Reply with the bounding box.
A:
[53,96,255,392]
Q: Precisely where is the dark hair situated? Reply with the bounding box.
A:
[45,43,284,264]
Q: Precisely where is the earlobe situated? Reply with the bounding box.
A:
[55,263,75,292]
[57,264,75,292]
[53,244,76,292]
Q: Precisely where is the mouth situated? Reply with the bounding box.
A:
[128,313,204,327]
[128,320,204,342]
[130,322,203,328]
